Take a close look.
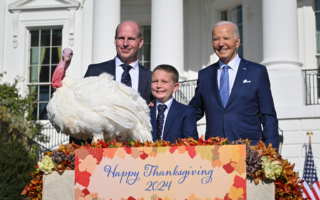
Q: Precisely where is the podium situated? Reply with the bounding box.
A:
[42,145,276,200]
[42,171,275,200]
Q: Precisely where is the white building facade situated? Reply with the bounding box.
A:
[0,0,319,176]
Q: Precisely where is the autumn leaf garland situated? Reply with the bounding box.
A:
[22,137,305,200]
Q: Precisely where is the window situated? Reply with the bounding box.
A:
[138,26,151,69]
[221,5,243,57]
[28,29,62,120]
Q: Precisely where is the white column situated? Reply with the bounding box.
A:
[261,0,304,107]
[92,0,120,64]
[151,0,185,80]
[0,0,5,78]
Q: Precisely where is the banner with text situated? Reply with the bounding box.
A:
[74,145,246,200]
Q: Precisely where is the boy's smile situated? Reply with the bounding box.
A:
[151,70,179,103]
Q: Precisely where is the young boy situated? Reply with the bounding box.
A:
[150,64,198,143]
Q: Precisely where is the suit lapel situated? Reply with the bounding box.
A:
[150,105,157,141]
[105,59,116,80]
[209,62,224,109]
[138,64,148,95]
[163,99,180,140]
[225,58,249,108]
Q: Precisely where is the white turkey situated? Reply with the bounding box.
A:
[47,48,153,142]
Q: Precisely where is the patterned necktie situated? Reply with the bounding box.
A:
[156,104,167,140]
[220,65,230,108]
[121,64,132,87]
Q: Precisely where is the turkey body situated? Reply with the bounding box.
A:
[47,73,153,142]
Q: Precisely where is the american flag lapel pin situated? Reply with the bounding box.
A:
[243,68,246,70]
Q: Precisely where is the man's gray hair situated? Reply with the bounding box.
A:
[212,21,240,39]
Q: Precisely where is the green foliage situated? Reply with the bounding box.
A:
[0,72,42,139]
[0,138,36,200]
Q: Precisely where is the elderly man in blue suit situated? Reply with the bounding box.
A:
[189,21,279,148]
[70,20,153,145]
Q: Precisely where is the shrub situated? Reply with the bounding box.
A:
[0,138,35,200]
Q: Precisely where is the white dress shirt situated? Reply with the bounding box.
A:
[217,54,241,94]
[156,97,174,139]
[115,56,139,91]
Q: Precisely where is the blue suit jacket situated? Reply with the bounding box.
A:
[84,58,153,104]
[151,99,199,143]
[189,58,279,148]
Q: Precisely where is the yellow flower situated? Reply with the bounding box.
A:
[261,156,282,180]
[38,155,55,174]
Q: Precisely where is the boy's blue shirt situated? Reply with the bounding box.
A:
[150,98,199,143]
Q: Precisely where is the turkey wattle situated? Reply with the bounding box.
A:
[47,48,153,142]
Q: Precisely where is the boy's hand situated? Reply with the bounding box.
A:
[148,99,156,107]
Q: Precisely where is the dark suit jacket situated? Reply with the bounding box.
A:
[69,58,153,145]
[84,58,153,104]
[189,58,279,148]
[151,99,199,143]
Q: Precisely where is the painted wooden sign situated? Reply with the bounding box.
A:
[74,145,246,200]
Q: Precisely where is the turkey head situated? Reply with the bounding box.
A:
[51,48,73,89]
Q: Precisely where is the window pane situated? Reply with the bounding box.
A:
[30,48,39,65]
[41,30,51,46]
[143,62,150,70]
[143,26,151,43]
[39,103,48,120]
[51,85,55,97]
[221,10,227,21]
[52,29,62,46]
[238,24,243,43]
[39,66,50,82]
[238,45,243,58]
[31,103,38,119]
[40,47,50,64]
[51,65,57,82]
[30,30,39,47]
[317,32,320,54]
[315,0,320,11]
[29,85,38,99]
[39,85,50,101]
[51,47,61,64]
[29,66,38,83]
[237,5,242,24]
[144,44,151,61]
[138,48,142,61]
[316,13,320,32]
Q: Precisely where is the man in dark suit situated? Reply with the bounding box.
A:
[70,20,153,145]
[189,21,279,148]
[150,65,198,143]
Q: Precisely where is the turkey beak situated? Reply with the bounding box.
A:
[66,57,70,61]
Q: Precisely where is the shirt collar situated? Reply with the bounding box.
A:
[115,56,139,70]
[156,97,174,111]
[218,54,241,71]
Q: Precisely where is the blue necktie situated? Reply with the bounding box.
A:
[156,104,167,140]
[121,64,132,87]
[220,65,230,108]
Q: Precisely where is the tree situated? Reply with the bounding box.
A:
[0,72,44,141]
